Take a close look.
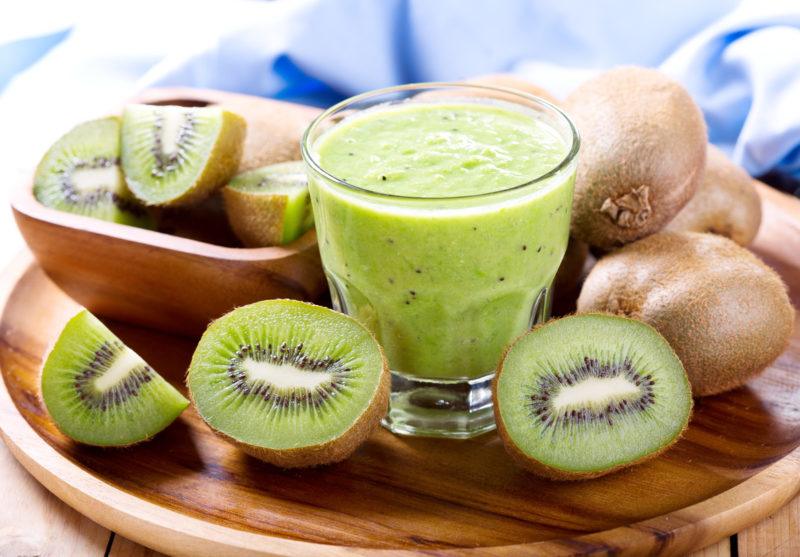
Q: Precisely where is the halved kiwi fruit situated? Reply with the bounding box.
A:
[222,161,314,247]
[564,67,707,249]
[187,299,389,468]
[494,313,692,480]
[666,144,761,245]
[578,232,794,396]
[33,117,153,228]
[41,310,188,446]
[121,104,246,206]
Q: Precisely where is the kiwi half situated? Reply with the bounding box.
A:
[578,232,795,396]
[121,104,246,206]
[494,313,692,480]
[564,67,707,249]
[666,144,762,246]
[33,117,153,228]
[222,161,313,247]
[187,299,389,468]
[41,310,188,446]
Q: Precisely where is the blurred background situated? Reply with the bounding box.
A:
[1,0,799,259]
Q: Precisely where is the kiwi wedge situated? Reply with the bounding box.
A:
[33,117,153,228]
[187,299,389,468]
[666,144,762,245]
[494,313,692,480]
[41,310,188,446]
[222,161,313,247]
[578,232,795,396]
[121,104,246,206]
[564,67,707,249]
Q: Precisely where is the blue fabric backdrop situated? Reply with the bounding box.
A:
[2,0,799,193]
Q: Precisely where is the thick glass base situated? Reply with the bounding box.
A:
[381,371,496,439]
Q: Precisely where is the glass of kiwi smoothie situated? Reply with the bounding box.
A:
[302,83,579,439]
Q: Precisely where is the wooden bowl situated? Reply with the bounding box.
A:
[11,89,327,336]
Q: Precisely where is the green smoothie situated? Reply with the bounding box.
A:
[308,100,574,380]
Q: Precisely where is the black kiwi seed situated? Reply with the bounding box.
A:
[72,340,154,411]
[226,342,351,408]
[525,357,656,430]
[150,111,197,178]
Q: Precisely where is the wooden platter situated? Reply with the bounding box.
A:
[0,180,799,555]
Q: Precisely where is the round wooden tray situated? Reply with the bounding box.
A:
[1,181,799,556]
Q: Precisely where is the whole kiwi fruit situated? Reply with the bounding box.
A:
[577,232,795,396]
[215,97,321,172]
[467,74,559,104]
[666,144,761,245]
[565,67,707,249]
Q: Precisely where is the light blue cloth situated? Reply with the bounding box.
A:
[2,0,800,187]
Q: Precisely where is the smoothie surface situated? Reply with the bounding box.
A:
[314,101,567,198]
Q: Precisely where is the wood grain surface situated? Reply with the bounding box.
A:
[11,89,327,337]
[0,181,799,555]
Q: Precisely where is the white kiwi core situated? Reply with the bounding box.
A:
[71,166,124,194]
[552,376,640,412]
[94,347,142,391]
[241,358,333,390]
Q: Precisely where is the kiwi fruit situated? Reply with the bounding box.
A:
[187,299,389,468]
[41,310,189,446]
[222,161,313,247]
[214,96,321,172]
[666,144,761,245]
[564,67,707,249]
[466,74,559,104]
[121,104,246,206]
[578,232,795,396]
[33,117,153,228]
[494,313,692,480]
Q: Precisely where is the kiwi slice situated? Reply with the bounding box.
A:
[121,104,246,206]
[41,310,189,446]
[33,117,153,228]
[187,299,389,468]
[494,313,692,480]
[222,161,314,247]
[578,232,795,396]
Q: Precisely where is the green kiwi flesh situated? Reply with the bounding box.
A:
[33,117,153,228]
[121,104,246,206]
[494,313,692,480]
[222,161,314,247]
[41,310,189,446]
[187,299,389,468]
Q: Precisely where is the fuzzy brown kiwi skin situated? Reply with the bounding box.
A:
[492,313,693,481]
[577,232,795,396]
[467,74,560,105]
[189,305,390,469]
[215,99,321,173]
[564,67,707,249]
[666,144,762,246]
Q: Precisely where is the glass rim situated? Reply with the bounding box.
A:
[300,81,580,202]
